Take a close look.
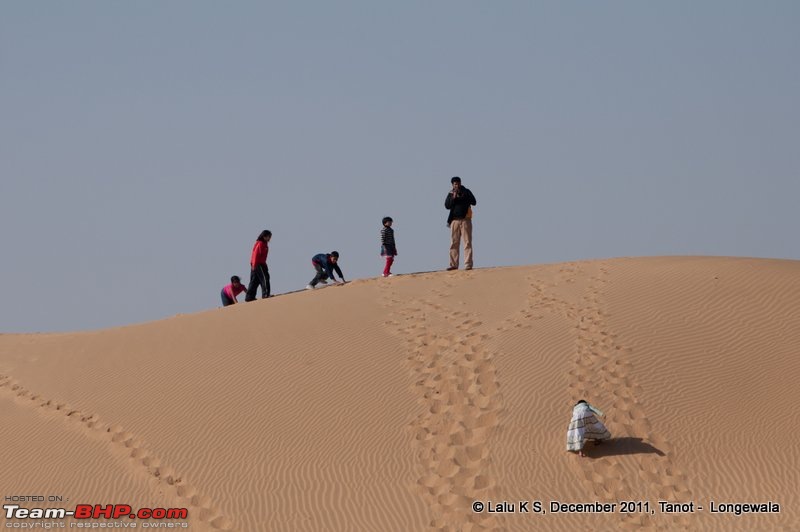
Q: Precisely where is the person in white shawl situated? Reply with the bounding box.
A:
[566,399,611,457]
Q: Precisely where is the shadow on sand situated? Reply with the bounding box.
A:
[585,437,665,458]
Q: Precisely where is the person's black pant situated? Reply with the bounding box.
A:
[309,262,328,287]
[245,264,270,300]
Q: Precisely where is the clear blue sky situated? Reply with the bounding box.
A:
[2,2,798,332]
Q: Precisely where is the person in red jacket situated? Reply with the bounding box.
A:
[245,230,272,301]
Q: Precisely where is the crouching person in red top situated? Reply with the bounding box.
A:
[246,230,272,301]
[221,276,247,307]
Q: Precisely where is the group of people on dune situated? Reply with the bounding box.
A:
[220,176,478,305]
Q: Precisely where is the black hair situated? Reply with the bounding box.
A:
[382,216,393,225]
[257,230,272,241]
[330,251,340,258]
[576,399,587,405]
[231,275,241,284]
[451,176,461,184]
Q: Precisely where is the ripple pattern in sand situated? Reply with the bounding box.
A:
[0,373,232,530]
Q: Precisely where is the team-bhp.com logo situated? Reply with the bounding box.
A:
[4,504,188,520]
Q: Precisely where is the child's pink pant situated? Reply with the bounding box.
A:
[383,256,394,276]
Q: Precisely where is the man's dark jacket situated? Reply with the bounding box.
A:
[444,186,477,226]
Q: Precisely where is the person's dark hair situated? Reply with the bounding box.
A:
[576,399,587,405]
[382,216,393,225]
[451,176,461,184]
[231,275,241,284]
[257,230,272,241]
[330,251,340,258]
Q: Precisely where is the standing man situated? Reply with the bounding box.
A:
[444,176,477,270]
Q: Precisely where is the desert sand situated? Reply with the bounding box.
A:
[1,256,799,531]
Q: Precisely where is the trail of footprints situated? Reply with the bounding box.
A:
[380,281,503,531]
[534,263,695,529]
[0,374,232,530]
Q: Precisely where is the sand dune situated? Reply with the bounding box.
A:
[1,257,799,531]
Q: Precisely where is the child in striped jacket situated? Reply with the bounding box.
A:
[380,217,397,277]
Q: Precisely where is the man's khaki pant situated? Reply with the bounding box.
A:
[449,218,473,269]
